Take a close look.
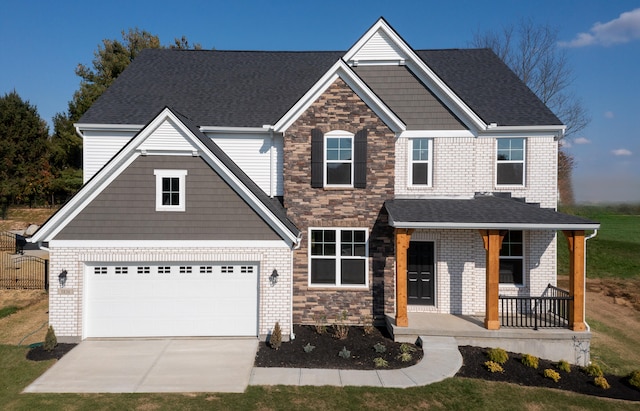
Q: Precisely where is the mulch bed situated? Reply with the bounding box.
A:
[254,325,423,370]
[456,346,640,402]
[26,343,77,361]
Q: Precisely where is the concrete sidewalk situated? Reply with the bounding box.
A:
[250,336,462,388]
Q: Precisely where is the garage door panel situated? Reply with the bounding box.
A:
[85,263,258,338]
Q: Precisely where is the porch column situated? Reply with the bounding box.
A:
[563,230,586,331]
[395,228,414,327]
[479,230,505,330]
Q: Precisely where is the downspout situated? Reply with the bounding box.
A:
[269,128,274,198]
[290,233,303,341]
[583,229,598,332]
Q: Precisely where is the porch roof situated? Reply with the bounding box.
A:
[385,195,600,230]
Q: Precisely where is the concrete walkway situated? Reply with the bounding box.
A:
[250,336,462,388]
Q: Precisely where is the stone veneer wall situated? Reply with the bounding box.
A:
[283,78,396,325]
[47,243,292,341]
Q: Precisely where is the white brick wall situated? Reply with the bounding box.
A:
[407,229,557,316]
[395,136,558,208]
[48,244,293,340]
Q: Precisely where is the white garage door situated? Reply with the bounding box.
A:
[84,263,258,338]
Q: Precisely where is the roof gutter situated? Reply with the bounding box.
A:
[389,220,601,231]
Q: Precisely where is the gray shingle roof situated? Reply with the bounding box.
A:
[385,195,598,230]
[79,48,562,128]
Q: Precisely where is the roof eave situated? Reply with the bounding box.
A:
[389,220,600,231]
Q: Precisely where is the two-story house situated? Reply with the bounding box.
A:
[31,18,598,363]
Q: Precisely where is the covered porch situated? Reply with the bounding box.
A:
[385,194,600,340]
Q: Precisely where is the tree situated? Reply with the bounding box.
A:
[50,29,202,203]
[471,19,590,204]
[0,91,52,217]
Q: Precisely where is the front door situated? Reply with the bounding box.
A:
[407,241,435,305]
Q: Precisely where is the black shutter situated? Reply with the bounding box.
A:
[354,129,368,188]
[311,129,324,188]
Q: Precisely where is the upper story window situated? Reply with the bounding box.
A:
[309,228,368,287]
[410,138,432,186]
[496,138,525,186]
[154,169,187,211]
[311,129,367,189]
[499,230,524,286]
[325,131,354,186]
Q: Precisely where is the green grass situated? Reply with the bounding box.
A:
[558,205,640,279]
[589,318,640,376]
[1,344,638,410]
[0,305,19,319]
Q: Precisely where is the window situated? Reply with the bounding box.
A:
[496,138,525,185]
[115,266,128,275]
[179,266,192,274]
[221,266,234,274]
[158,266,171,274]
[200,266,213,274]
[94,267,107,275]
[241,266,254,274]
[410,138,432,186]
[309,228,368,287]
[499,231,524,285]
[325,132,353,186]
[154,170,188,211]
[137,266,150,274]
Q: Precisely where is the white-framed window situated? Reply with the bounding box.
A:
[499,231,524,286]
[154,169,188,211]
[324,130,354,187]
[496,138,525,186]
[409,138,432,186]
[309,227,368,287]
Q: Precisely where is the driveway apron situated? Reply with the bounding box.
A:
[24,338,259,393]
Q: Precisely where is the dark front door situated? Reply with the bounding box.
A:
[407,241,435,305]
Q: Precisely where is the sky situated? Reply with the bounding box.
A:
[1,0,639,204]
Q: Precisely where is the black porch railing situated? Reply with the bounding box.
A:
[499,284,572,330]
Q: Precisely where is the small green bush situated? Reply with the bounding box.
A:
[397,352,413,362]
[594,376,610,389]
[400,343,417,354]
[557,359,571,373]
[373,342,386,353]
[486,347,508,365]
[43,326,57,352]
[362,315,375,335]
[628,370,640,389]
[484,361,504,373]
[333,311,349,340]
[521,354,539,369]
[313,314,327,335]
[584,363,603,377]
[303,343,315,353]
[338,346,351,359]
[544,368,561,382]
[373,357,388,368]
[269,322,282,350]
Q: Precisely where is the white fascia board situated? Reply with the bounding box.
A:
[199,126,271,134]
[479,125,566,139]
[49,239,291,249]
[398,130,475,138]
[344,19,487,132]
[389,221,601,231]
[273,60,405,133]
[75,123,145,132]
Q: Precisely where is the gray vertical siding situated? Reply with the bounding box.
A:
[55,155,280,240]
[355,65,467,130]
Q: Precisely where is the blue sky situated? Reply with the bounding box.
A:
[1,0,639,204]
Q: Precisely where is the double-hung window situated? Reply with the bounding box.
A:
[324,131,353,186]
[496,138,525,186]
[410,138,432,186]
[154,170,187,211]
[499,231,524,286]
[309,228,368,287]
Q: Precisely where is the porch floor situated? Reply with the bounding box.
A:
[386,312,592,365]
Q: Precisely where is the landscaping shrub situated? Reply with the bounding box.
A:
[269,322,282,350]
[629,370,640,389]
[303,343,315,353]
[338,347,351,359]
[544,368,561,382]
[484,361,504,373]
[43,326,57,352]
[486,347,508,364]
[373,342,386,353]
[557,359,571,373]
[594,375,610,389]
[584,363,604,377]
[313,314,327,335]
[362,315,375,335]
[374,357,388,368]
[521,354,539,369]
[333,311,349,340]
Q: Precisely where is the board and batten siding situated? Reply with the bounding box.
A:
[55,155,280,241]
[82,130,136,182]
[208,132,284,196]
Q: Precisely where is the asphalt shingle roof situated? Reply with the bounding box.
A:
[385,195,598,229]
[79,48,562,128]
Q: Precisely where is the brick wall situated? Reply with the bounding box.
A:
[283,78,396,324]
[47,243,292,340]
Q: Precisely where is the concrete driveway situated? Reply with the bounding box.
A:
[24,338,258,393]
